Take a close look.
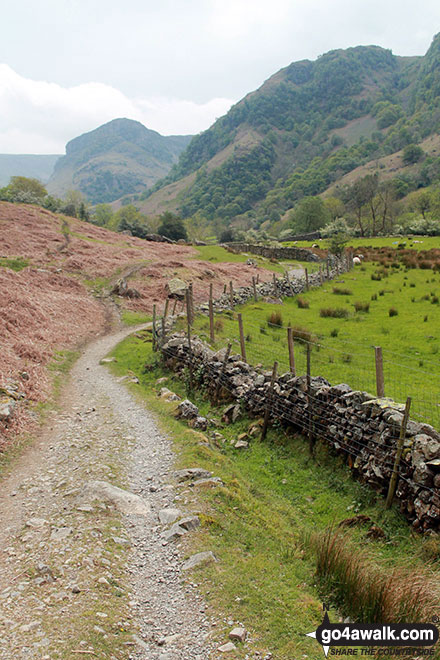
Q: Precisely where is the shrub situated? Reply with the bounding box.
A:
[267,311,283,327]
[389,307,398,317]
[354,301,370,312]
[311,529,439,623]
[290,326,316,344]
[333,287,352,295]
[296,296,310,309]
[320,307,349,318]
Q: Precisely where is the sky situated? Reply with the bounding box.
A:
[1,0,440,154]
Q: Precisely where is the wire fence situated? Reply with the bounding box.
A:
[190,312,440,431]
[158,330,440,530]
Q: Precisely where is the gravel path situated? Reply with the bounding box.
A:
[0,325,217,660]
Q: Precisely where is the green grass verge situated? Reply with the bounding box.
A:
[105,334,440,659]
[120,310,151,325]
[188,261,440,427]
[0,256,29,271]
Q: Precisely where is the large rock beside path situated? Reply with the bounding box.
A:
[86,480,150,516]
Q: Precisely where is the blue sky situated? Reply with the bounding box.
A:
[1,0,439,152]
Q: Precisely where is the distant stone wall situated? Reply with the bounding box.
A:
[161,334,440,533]
[225,243,321,262]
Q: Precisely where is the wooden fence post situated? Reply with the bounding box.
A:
[261,361,278,441]
[385,397,412,509]
[188,282,194,325]
[306,343,314,454]
[152,304,157,351]
[238,313,246,362]
[229,280,234,309]
[287,327,295,376]
[214,342,232,404]
[172,298,178,316]
[375,346,385,397]
[186,318,193,393]
[162,298,169,342]
[209,283,215,343]
[305,268,309,291]
[252,276,257,302]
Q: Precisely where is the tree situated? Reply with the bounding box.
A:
[93,204,114,227]
[114,205,149,238]
[324,196,345,221]
[290,196,329,233]
[402,143,424,165]
[4,176,47,203]
[157,212,187,241]
[406,189,432,218]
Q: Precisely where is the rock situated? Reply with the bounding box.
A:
[159,387,181,402]
[162,523,186,543]
[71,584,81,593]
[218,642,236,653]
[176,399,199,419]
[222,404,241,424]
[166,278,188,298]
[87,480,150,516]
[100,357,116,364]
[50,526,73,542]
[181,551,217,571]
[192,477,223,488]
[174,467,212,482]
[19,621,40,633]
[156,377,169,385]
[158,508,182,525]
[178,515,200,531]
[234,438,249,449]
[0,399,15,421]
[229,627,247,643]
[162,516,199,542]
[25,517,48,529]
[189,416,208,430]
[112,536,131,545]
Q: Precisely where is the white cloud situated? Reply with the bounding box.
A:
[0,64,235,153]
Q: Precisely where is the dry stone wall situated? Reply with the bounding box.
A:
[225,243,321,262]
[161,334,440,532]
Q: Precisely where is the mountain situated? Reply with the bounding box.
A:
[0,154,60,187]
[47,118,192,204]
[139,34,440,230]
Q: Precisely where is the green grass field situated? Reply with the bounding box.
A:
[283,235,440,251]
[193,244,320,274]
[189,261,440,427]
[107,333,440,660]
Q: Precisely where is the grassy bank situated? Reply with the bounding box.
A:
[106,333,440,659]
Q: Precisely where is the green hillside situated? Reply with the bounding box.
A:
[139,34,440,234]
[47,118,192,204]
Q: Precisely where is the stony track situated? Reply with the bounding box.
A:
[0,325,217,660]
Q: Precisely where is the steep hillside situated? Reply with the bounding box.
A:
[0,201,272,449]
[0,154,60,186]
[47,118,192,204]
[141,35,440,230]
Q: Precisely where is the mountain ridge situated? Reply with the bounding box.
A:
[138,35,440,231]
[47,118,192,204]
